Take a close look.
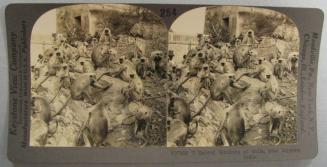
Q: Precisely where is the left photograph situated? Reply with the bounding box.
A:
[30,4,168,147]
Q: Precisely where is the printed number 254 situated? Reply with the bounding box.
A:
[160,8,177,17]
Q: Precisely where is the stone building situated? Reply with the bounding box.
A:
[56,4,167,56]
[204,6,297,39]
[56,4,135,35]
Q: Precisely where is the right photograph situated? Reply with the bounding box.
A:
[166,6,299,147]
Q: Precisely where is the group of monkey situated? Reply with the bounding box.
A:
[30,27,171,147]
[166,30,298,146]
[30,27,298,147]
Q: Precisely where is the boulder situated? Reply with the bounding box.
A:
[30,118,48,146]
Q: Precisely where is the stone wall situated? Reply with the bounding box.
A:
[205,6,299,40]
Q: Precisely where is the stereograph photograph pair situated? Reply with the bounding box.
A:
[5,3,323,165]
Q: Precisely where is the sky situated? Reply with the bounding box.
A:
[31,9,56,64]
[170,7,206,36]
[31,9,57,41]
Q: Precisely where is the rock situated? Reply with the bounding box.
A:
[179,74,269,146]
[273,24,299,42]
[130,22,166,40]
[253,113,268,124]
[30,118,49,146]
[243,124,270,145]
[264,101,284,114]
[167,119,188,147]
[46,101,89,147]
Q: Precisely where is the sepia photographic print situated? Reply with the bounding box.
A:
[30,4,168,147]
[30,5,299,148]
[166,6,299,147]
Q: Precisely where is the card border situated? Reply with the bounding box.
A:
[5,3,323,163]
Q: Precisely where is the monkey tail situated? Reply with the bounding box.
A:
[271,135,282,145]
[187,120,198,138]
[121,114,136,126]
[35,75,51,91]
[142,94,166,101]
[277,95,296,100]
[49,87,62,104]
[76,115,91,146]
[191,96,211,119]
[188,89,203,105]
[176,76,194,93]
[235,72,249,82]
[51,96,72,119]
[96,73,106,81]
[47,120,59,137]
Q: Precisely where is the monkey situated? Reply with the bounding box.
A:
[34,50,64,91]
[85,101,110,147]
[184,49,197,65]
[167,60,177,80]
[121,73,144,102]
[91,44,111,68]
[34,54,46,68]
[242,29,258,46]
[274,58,286,79]
[117,57,137,82]
[169,64,184,82]
[219,60,235,74]
[85,33,93,44]
[61,43,81,62]
[168,50,175,61]
[168,96,191,126]
[47,50,64,76]
[67,61,84,73]
[74,41,88,58]
[259,74,279,102]
[167,95,198,146]
[210,73,249,103]
[223,102,246,146]
[52,33,66,48]
[127,51,148,79]
[57,64,73,90]
[136,56,149,79]
[30,96,61,145]
[220,43,233,59]
[129,102,153,145]
[233,46,257,69]
[70,73,111,104]
[167,119,188,147]
[248,57,274,82]
[188,50,207,76]
[91,38,98,48]
[149,50,168,78]
[268,107,285,145]
[31,96,51,125]
[287,52,299,76]
[97,56,135,82]
[197,33,205,48]
[235,38,242,46]
[128,51,142,66]
[99,27,112,44]
[46,64,73,103]
[38,47,59,68]
[80,60,95,73]
[192,73,250,118]
[197,63,213,90]
[174,55,208,94]
[31,66,41,81]
[210,74,231,101]
[107,48,119,68]
[207,47,223,62]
